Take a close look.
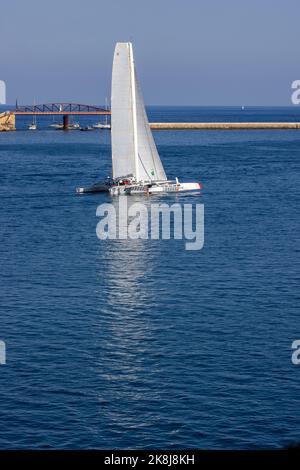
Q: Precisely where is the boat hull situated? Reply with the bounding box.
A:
[76,182,110,193]
[109,181,201,196]
[93,124,111,129]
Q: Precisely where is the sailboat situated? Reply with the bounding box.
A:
[28,99,37,131]
[50,115,63,129]
[93,97,111,129]
[28,120,37,130]
[68,117,80,130]
[28,99,37,130]
[77,42,201,195]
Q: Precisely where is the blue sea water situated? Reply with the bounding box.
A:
[0,107,299,449]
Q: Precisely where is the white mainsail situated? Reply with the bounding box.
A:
[77,42,201,196]
[111,42,167,181]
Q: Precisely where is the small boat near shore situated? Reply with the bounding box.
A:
[69,122,80,130]
[93,122,111,129]
[28,100,37,130]
[80,126,94,131]
[53,121,80,130]
[50,122,63,129]
[93,98,111,129]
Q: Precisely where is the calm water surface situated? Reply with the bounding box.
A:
[0,107,299,449]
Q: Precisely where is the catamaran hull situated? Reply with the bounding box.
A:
[109,182,201,196]
[76,183,110,193]
[149,182,201,194]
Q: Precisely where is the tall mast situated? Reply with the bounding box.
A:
[33,97,36,125]
[129,43,139,181]
[105,97,108,126]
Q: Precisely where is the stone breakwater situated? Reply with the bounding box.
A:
[150,122,300,130]
[0,112,15,131]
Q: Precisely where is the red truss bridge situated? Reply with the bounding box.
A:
[13,102,111,129]
[14,102,110,115]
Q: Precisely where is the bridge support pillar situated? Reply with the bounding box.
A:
[63,115,69,130]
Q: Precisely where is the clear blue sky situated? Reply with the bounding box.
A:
[1,0,299,105]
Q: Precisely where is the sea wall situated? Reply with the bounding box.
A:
[150,122,300,130]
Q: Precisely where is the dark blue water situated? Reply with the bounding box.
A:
[0,107,299,449]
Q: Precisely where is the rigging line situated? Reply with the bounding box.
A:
[137,76,158,178]
[139,101,158,178]
[138,153,152,180]
[144,107,158,177]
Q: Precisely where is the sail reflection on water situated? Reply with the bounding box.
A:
[94,197,163,422]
